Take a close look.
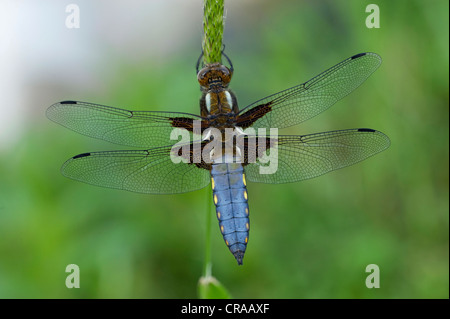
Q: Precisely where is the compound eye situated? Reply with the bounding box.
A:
[197,67,210,86]
[219,66,232,83]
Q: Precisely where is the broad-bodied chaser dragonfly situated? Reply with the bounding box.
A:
[47,52,390,265]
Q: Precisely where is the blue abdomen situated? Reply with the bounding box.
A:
[211,162,249,265]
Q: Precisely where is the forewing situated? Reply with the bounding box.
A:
[47,101,203,148]
[237,53,382,130]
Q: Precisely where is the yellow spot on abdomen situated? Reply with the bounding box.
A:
[246,223,249,230]
[217,211,221,219]
[245,207,249,215]
[220,225,224,233]
[225,240,229,246]
[242,174,246,186]
[244,191,248,200]
[245,237,248,243]
[214,194,218,205]
[211,177,215,190]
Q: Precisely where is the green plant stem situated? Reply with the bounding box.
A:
[201,0,224,278]
[203,187,212,277]
[202,0,225,65]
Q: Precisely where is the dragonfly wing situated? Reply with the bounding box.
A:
[237,53,382,130]
[47,101,204,148]
[61,144,211,194]
[244,128,390,184]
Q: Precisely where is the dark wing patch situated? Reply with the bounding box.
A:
[235,102,273,129]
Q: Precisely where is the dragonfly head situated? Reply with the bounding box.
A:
[197,62,233,92]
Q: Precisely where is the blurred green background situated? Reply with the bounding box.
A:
[0,0,448,298]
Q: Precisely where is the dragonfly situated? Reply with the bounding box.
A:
[47,52,390,265]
